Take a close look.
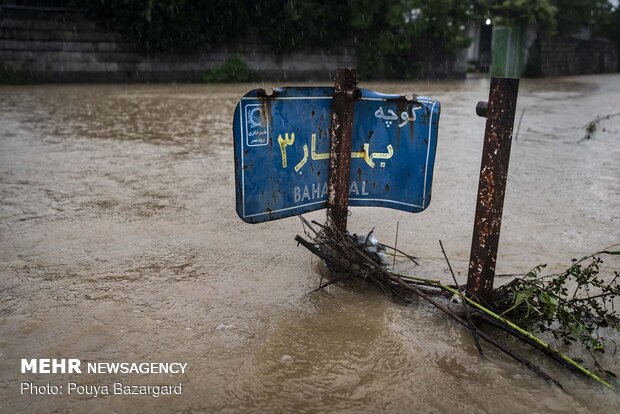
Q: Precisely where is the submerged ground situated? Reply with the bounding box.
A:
[1,74,619,413]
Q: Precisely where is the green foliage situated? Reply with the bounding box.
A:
[492,0,557,29]
[72,0,478,79]
[494,251,620,355]
[253,0,350,53]
[80,0,250,51]
[551,0,612,37]
[202,56,252,83]
[70,1,620,80]
[0,70,30,84]
[351,0,476,79]
[599,4,620,44]
[492,0,616,37]
[78,0,348,53]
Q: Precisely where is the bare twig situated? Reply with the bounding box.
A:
[389,276,562,388]
[292,219,614,389]
[380,244,419,265]
[440,240,485,358]
[515,108,526,141]
[578,111,620,143]
[392,220,400,271]
[581,111,620,129]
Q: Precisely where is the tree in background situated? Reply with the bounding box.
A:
[600,4,620,71]
[70,0,617,78]
[73,0,478,79]
[252,0,350,53]
[491,0,615,38]
[81,0,251,51]
[350,0,476,79]
[80,0,348,53]
[491,0,556,29]
[551,0,612,37]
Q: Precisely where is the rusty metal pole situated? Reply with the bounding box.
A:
[466,77,520,305]
[327,68,361,232]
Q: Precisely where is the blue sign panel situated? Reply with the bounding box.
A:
[233,87,440,223]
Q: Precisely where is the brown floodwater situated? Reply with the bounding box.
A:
[1,74,619,413]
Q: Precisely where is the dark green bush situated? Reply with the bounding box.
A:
[351,0,476,79]
[75,0,250,52]
[252,0,350,53]
[202,56,252,83]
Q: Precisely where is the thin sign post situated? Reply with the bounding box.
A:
[327,68,361,232]
[467,77,520,305]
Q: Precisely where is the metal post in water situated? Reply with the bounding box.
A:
[466,77,520,305]
[327,68,361,232]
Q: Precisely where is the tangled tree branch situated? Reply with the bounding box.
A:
[295,218,618,389]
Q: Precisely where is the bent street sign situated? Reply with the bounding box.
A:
[233,87,440,223]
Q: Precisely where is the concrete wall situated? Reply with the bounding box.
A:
[539,36,618,76]
[0,4,355,83]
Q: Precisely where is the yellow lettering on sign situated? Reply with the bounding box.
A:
[278,131,394,171]
[277,132,295,168]
[371,144,394,161]
[311,134,329,160]
[351,144,394,168]
[294,144,309,172]
[351,143,374,168]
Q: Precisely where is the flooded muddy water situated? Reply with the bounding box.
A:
[1,74,619,413]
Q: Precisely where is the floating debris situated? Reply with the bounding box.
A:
[579,111,620,142]
[280,355,294,365]
[295,218,618,390]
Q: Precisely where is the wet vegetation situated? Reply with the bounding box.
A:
[0,69,30,84]
[494,252,620,353]
[296,218,619,389]
[579,112,620,142]
[202,56,253,83]
[52,0,619,80]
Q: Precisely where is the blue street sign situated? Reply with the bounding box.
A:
[233,87,440,223]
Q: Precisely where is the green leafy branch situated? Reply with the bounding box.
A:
[494,250,620,355]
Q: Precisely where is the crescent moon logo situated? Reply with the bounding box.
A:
[247,107,262,128]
